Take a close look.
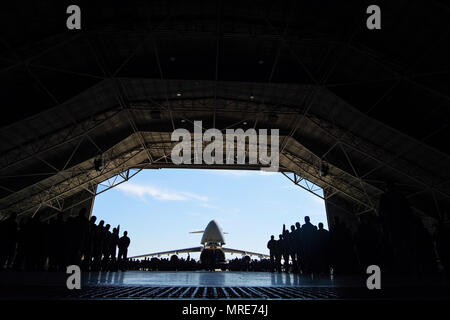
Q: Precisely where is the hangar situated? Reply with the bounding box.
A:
[1,1,449,229]
[0,1,449,300]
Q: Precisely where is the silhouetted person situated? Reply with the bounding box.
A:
[436,220,450,273]
[316,222,331,274]
[109,228,119,269]
[274,234,283,272]
[102,224,112,270]
[0,213,18,269]
[287,225,298,272]
[83,215,97,270]
[354,215,381,272]
[413,218,437,274]
[294,222,303,273]
[13,219,27,270]
[48,214,65,271]
[378,182,416,274]
[118,231,130,269]
[40,219,50,270]
[330,216,357,275]
[47,216,57,270]
[92,220,105,270]
[281,230,290,271]
[25,212,45,270]
[301,216,317,274]
[110,227,119,263]
[67,208,89,266]
[267,235,276,272]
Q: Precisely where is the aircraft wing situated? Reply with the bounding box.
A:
[130,246,203,259]
[222,247,270,259]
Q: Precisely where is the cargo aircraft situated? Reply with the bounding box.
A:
[130,220,269,266]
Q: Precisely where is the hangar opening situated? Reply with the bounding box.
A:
[91,168,328,264]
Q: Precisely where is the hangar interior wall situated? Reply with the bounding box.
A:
[324,193,360,233]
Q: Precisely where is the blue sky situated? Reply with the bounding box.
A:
[92,169,328,260]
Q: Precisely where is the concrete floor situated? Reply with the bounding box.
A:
[86,271,358,287]
[0,270,354,287]
[1,271,449,299]
[1,270,448,288]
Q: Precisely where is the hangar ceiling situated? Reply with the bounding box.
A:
[0,0,449,222]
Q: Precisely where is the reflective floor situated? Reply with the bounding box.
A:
[86,271,360,287]
[1,271,449,300]
[1,270,449,288]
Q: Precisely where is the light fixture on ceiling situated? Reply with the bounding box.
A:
[94,158,104,171]
[319,161,329,177]
[249,94,254,100]
[176,92,182,97]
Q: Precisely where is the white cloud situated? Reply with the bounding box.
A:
[182,192,209,202]
[116,183,210,204]
[199,203,219,209]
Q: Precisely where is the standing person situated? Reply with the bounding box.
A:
[92,220,105,271]
[48,213,65,271]
[330,216,357,275]
[109,227,119,270]
[281,230,290,272]
[267,235,276,272]
[118,231,130,270]
[13,219,27,270]
[294,222,303,273]
[378,182,416,274]
[68,208,90,267]
[102,224,112,270]
[287,225,298,272]
[27,212,44,271]
[0,213,18,269]
[48,216,59,271]
[84,216,97,270]
[102,224,111,257]
[54,213,66,271]
[301,216,318,275]
[354,216,382,272]
[316,222,331,275]
[436,220,450,274]
[40,219,50,271]
[274,234,283,273]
